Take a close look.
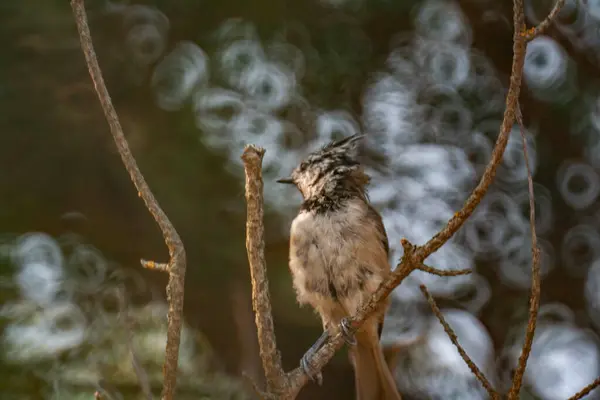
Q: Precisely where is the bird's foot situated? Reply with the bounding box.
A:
[340,317,357,346]
[300,330,328,386]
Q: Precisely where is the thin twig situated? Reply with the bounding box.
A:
[567,377,600,400]
[507,103,541,399]
[524,0,567,41]
[141,259,169,272]
[417,264,472,276]
[241,145,286,395]
[70,2,187,400]
[420,285,499,399]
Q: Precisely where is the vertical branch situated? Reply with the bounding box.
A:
[505,0,566,396]
[507,104,541,399]
[70,2,187,399]
[416,0,528,260]
[241,145,286,393]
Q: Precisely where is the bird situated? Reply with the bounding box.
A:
[276,134,402,400]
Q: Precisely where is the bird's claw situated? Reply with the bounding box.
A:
[299,320,356,384]
[341,317,357,346]
[301,353,323,386]
[299,330,328,385]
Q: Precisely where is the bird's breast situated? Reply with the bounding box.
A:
[288,204,386,305]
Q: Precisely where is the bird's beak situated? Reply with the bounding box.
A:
[276,177,294,184]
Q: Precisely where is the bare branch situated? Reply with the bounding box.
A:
[141,259,169,273]
[417,264,472,276]
[507,103,541,399]
[524,0,567,41]
[415,0,528,261]
[241,145,286,395]
[70,2,187,399]
[568,377,600,400]
[420,285,499,399]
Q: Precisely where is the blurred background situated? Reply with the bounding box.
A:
[2,0,600,398]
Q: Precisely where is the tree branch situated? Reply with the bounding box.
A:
[507,102,541,399]
[417,264,472,276]
[419,285,499,399]
[241,145,286,396]
[415,0,528,260]
[70,2,187,399]
[567,377,600,400]
[524,0,566,41]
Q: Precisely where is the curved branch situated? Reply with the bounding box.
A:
[70,2,187,399]
[420,285,499,399]
[416,0,527,260]
[524,0,566,41]
[507,102,541,399]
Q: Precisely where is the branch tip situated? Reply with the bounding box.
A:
[141,259,169,272]
[524,0,567,41]
[242,145,266,164]
[400,238,413,252]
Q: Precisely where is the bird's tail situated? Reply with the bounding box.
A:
[350,319,402,400]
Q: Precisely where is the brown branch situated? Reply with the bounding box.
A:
[507,103,541,399]
[70,2,187,400]
[141,259,169,273]
[419,285,499,399]
[417,264,472,276]
[567,377,600,400]
[415,0,528,261]
[524,0,567,41]
[241,145,286,395]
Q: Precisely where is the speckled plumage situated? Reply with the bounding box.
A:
[280,134,401,400]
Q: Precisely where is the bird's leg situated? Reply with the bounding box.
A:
[300,330,328,385]
[340,317,357,346]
